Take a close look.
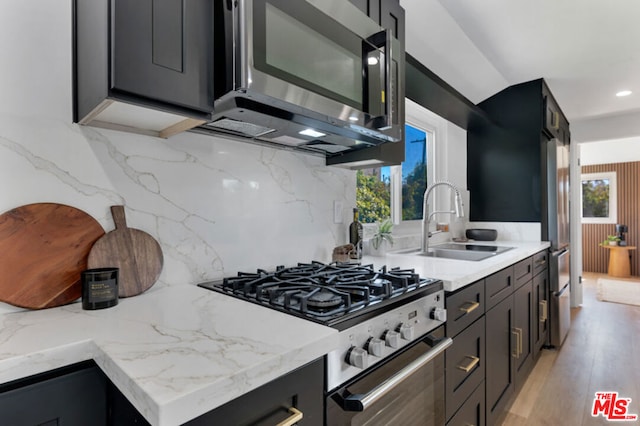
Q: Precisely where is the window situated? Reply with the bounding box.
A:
[581,172,617,223]
[356,100,436,225]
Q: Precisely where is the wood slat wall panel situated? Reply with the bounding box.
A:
[582,162,640,275]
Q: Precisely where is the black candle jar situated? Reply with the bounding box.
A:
[81,268,119,310]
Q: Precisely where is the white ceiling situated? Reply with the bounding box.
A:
[400,0,640,142]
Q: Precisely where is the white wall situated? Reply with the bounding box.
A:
[580,137,640,165]
[0,1,355,313]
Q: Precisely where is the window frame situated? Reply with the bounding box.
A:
[580,171,617,224]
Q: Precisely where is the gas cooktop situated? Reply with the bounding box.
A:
[197,261,442,331]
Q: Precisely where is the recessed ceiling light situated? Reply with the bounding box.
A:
[616,90,632,97]
[367,57,379,66]
[299,128,326,138]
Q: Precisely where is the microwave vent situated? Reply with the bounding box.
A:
[208,118,275,137]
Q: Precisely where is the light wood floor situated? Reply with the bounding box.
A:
[502,272,640,425]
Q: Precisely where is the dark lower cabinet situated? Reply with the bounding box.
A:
[485,294,514,426]
[513,281,534,386]
[533,268,549,358]
[0,361,107,426]
[185,358,324,425]
[445,317,485,421]
[447,380,485,426]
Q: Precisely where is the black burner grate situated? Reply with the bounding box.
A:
[202,261,435,324]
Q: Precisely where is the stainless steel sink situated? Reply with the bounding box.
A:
[390,243,514,261]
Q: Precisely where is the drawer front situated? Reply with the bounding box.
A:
[514,257,533,289]
[446,280,485,338]
[446,380,485,426]
[445,317,485,421]
[533,250,548,277]
[485,266,514,310]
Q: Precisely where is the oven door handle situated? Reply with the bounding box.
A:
[342,337,453,412]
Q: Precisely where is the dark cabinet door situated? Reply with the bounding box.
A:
[485,266,514,310]
[447,380,485,426]
[0,362,107,426]
[445,317,485,421]
[185,358,324,425]
[446,279,485,338]
[348,0,381,23]
[112,0,214,112]
[533,269,549,358]
[513,280,533,387]
[380,0,405,46]
[485,296,514,426]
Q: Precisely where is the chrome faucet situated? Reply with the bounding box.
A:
[421,181,465,254]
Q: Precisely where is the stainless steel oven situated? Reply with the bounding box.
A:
[203,0,405,155]
[327,326,450,425]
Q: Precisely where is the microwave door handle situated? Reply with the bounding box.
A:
[364,29,393,130]
[341,337,452,412]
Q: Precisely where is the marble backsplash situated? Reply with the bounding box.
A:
[0,117,355,313]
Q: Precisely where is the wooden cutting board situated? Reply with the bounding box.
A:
[87,206,163,297]
[0,203,105,309]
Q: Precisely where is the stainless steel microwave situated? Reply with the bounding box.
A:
[197,0,404,156]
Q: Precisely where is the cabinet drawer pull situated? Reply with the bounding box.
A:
[536,259,547,266]
[540,300,548,322]
[512,328,523,358]
[552,111,560,129]
[515,327,523,358]
[457,355,480,373]
[459,301,480,314]
[276,407,303,426]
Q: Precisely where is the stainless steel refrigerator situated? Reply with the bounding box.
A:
[546,138,571,347]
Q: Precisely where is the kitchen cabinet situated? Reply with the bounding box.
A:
[485,289,514,426]
[330,0,406,168]
[185,358,324,425]
[485,251,543,425]
[467,78,570,228]
[513,280,534,386]
[73,0,214,138]
[447,379,485,426]
[0,361,107,426]
[445,315,485,421]
[533,252,550,359]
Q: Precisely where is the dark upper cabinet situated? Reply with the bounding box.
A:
[467,79,570,223]
[73,0,214,138]
[331,0,406,169]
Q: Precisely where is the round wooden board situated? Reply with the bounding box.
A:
[87,206,163,297]
[0,203,105,309]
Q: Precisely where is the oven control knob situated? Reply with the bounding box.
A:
[384,330,400,348]
[346,346,368,369]
[366,337,384,357]
[399,323,415,341]
[431,307,447,322]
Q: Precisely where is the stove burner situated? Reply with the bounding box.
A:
[198,261,441,328]
[306,289,344,309]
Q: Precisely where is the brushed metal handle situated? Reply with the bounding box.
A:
[457,355,480,373]
[552,111,560,129]
[540,300,548,322]
[276,407,303,426]
[512,329,519,358]
[515,327,523,358]
[459,301,480,314]
[342,337,453,411]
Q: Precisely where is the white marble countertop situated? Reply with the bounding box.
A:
[0,285,339,426]
[363,240,551,292]
[0,240,548,426]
